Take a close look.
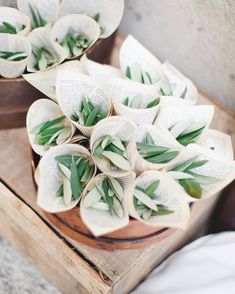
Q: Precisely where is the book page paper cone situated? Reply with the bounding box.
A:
[80,173,133,237]
[56,70,112,137]
[0,33,31,77]
[58,0,124,38]
[23,60,83,101]
[0,6,30,36]
[125,170,190,229]
[50,14,100,59]
[37,143,96,213]
[90,116,137,178]
[26,98,75,156]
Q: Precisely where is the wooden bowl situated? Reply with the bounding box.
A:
[31,148,176,251]
[0,32,116,130]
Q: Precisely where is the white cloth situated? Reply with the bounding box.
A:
[132,232,235,294]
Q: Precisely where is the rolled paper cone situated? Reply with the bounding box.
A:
[80,173,133,237]
[119,35,163,89]
[50,14,100,60]
[17,0,59,29]
[23,60,83,101]
[125,170,190,229]
[133,123,184,174]
[162,61,198,103]
[27,27,67,72]
[58,0,124,38]
[197,129,234,161]
[26,98,75,156]
[0,33,31,78]
[155,105,215,142]
[37,144,97,213]
[80,54,122,82]
[165,144,235,202]
[90,116,137,178]
[0,6,31,36]
[56,70,112,137]
[106,77,160,125]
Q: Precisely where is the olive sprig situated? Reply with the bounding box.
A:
[126,62,153,84]
[31,115,71,148]
[93,135,130,171]
[134,179,174,220]
[60,29,91,58]
[0,50,27,61]
[55,154,95,206]
[123,94,160,109]
[169,120,205,146]
[70,98,107,127]
[170,156,222,199]
[83,176,125,218]
[137,132,180,164]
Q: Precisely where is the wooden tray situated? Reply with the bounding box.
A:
[0,32,116,130]
[31,149,176,251]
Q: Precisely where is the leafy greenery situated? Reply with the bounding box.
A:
[31,115,71,148]
[137,132,180,164]
[55,154,94,205]
[60,29,91,58]
[169,120,205,146]
[0,50,27,61]
[125,63,153,84]
[134,180,174,220]
[93,135,130,171]
[32,47,57,71]
[29,4,47,29]
[122,94,160,109]
[70,98,107,126]
[0,21,17,34]
[160,75,187,99]
[171,157,221,199]
[83,176,124,218]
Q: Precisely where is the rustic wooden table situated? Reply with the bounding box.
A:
[0,35,235,294]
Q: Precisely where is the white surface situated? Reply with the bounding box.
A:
[132,232,235,294]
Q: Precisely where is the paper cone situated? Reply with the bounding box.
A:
[119,35,163,90]
[0,33,31,78]
[0,6,31,36]
[37,143,96,213]
[50,14,100,59]
[59,0,124,38]
[165,144,235,202]
[23,60,83,101]
[106,77,160,125]
[90,116,137,178]
[133,123,184,174]
[155,105,215,145]
[161,61,198,103]
[17,0,59,29]
[125,170,190,229]
[56,70,112,137]
[26,98,75,156]
[80,173,133,237]
[27,27,67,72]
[81,54,122,82]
